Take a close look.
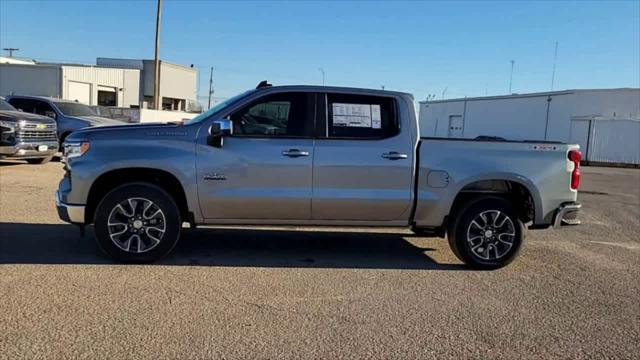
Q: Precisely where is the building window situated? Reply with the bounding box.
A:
[98,89,117,106]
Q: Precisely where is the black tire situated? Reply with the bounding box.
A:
[447,196,524,269]
[26,156,52,165]
[94,183,181,263]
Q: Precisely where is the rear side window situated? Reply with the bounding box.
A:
[8,98,36,113]
[326,93,398,139]
[230,92,315,138]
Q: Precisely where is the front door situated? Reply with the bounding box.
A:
[448,115,464,138]
[312,93,415,222]
[196,92,316,220]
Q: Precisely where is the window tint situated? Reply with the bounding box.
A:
[8,98,37,113]
[34,101,55,116]
[230,92,314,137]
[326,94,398,139]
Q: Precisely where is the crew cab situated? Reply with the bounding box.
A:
[55,83,581,269]
[0,97,58,164]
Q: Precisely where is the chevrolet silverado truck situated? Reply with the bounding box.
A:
[55,83,581,269]
[0,97,58,164]
[6,95,123,145]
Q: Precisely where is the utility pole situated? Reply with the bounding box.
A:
[508,60,515,94]
[2,48,19,57]
[318,67,325,86]
[441,86,448,99]
[550,41,559,91]
[153,0,163,110]
[208,67,214,109]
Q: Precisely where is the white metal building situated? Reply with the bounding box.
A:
[419,88,640,165]
[96,58,198,112]
[0,63,140,107]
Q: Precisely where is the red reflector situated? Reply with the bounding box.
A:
[569,150,581,190]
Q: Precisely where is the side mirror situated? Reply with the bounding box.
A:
[44,111,56,119]
[207,119,233,148]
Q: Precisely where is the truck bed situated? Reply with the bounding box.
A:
[413,137,579,228]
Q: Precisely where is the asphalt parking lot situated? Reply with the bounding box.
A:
[0,161,638,359]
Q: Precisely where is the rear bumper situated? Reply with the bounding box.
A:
[0,141,58,159]
[552,202,581,227]
[55,191,85,224]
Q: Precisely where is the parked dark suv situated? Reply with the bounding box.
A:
[5,95,123,145]
[0,97,58,164]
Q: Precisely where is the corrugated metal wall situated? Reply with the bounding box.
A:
[588,119,640,165]
[0,64,61,98]
[62,66,140,107]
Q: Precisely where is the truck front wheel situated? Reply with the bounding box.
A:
[94,183,181,263]
[447,196,524,269]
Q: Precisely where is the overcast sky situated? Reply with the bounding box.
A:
[1,0,638,102]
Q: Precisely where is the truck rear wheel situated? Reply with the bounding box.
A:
[447,196,524,269]
[94,183,181,263]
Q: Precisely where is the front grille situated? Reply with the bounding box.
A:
[16,130,58,142]
[16,121,58,142]
[20,123,56,130]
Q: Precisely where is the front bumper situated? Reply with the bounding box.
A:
[0,141,59,159]
[55,191,85,224]
[552,202,581,227]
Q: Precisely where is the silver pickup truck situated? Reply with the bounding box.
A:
[56,83,581,269]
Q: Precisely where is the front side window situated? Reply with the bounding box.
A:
[326,93,398,139]
[230,92,314,137]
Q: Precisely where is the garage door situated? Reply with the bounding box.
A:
[68,81,91,104]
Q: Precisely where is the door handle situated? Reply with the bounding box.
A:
[382,151,408,160]
[282,149,310,157]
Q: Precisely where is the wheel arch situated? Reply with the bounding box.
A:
[85,167,190,224]
[449,174,543,226]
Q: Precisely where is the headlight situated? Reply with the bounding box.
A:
[63,141,90,160]
[0,120,16,131]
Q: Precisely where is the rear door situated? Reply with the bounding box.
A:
[311,93,415,221]
[196,91,316,220]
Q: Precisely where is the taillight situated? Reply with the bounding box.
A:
[569,150,581,190]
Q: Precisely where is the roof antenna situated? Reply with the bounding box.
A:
[256,80,272,89]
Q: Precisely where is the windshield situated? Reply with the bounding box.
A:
[0,99,17,111]
[55,102,97,117]
[184,90,255,125]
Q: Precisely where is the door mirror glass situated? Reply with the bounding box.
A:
[44,111,56,119]
[207,119,233,147]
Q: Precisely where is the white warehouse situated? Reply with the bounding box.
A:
[0,63,140,107]
[419,88,640,165]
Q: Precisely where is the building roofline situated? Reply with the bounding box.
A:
[419,87,640,104]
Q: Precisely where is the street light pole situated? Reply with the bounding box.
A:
[318,67,325,86]
[153,0,162,110]
[508,60,515,94]
[208,67,214,109]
